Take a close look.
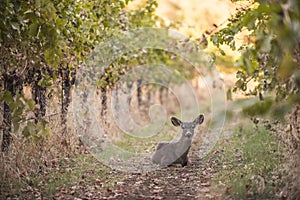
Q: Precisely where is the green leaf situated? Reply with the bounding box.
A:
[9,101,16,111]
[3,91,12,103]
[29,22,39,37]
[27,99,35,111]
[12,118,20,132]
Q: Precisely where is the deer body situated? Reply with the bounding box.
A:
[152,114,204,167]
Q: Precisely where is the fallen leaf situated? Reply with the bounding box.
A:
[201,182,211,187]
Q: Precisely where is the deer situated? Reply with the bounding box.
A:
[151,114,204,167]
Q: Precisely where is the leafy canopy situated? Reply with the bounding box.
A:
[211,0,300,104]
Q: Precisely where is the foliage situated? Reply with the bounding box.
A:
[0,0,167,142]
[0,0,207,146]
[211,0,300,105]
[242,97,273,116]
[97,0,206,89]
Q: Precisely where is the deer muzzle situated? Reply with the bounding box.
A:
[185,131,192,137]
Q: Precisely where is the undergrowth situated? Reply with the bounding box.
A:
[208,123,284,199]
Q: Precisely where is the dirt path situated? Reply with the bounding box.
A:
[54,134,225,200]
[54,156,220,200]
[108,160,212,199]
[109,134,221,200]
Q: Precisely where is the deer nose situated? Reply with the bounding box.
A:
[186,131,192,137]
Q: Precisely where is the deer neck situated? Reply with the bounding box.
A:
[177,135,192,147]
[173,135,191,156]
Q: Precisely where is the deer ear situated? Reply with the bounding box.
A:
[171,117,182,127]
[194,114,204,125]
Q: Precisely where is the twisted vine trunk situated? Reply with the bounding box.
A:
[1,73,19,152]
[137,79,143,107]
[164,87,169,101]
[60,66,74,137]
[101,86,107,122]
[1,76,13,152]
[32,70,46,123]
[126,80,133,105]
[159,87,164,105]
[146,85,152,107]
[113,85,119,111]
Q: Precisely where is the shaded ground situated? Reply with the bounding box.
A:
[54,159,214,200]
